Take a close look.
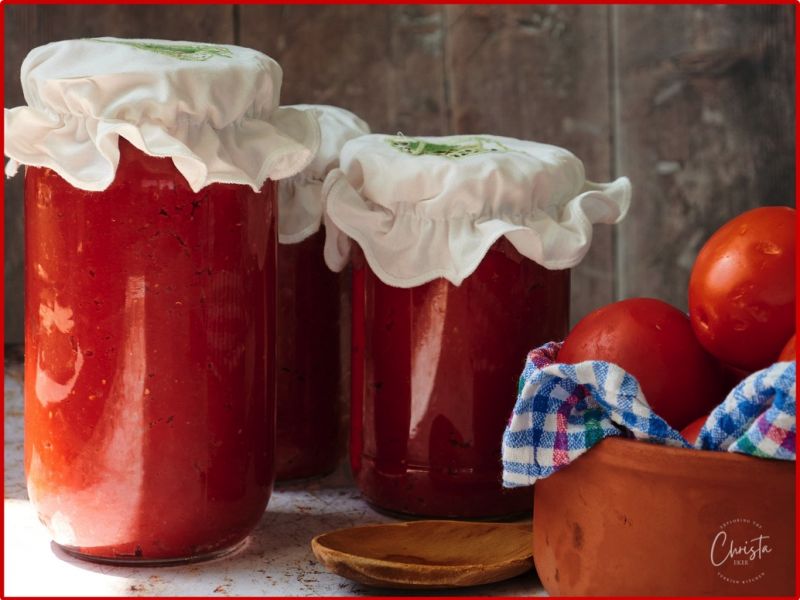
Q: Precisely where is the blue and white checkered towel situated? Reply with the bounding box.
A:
[502,341,796,487]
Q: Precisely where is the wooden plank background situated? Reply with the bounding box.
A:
[4,5,795,345]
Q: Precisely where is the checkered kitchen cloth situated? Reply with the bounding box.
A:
[502,341,796,487]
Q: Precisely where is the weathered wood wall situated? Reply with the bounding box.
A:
[4,5,795,344]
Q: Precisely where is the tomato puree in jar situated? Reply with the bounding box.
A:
[24,140,277,562]
[8,37,318,564]
[275,231,341,480]
[326,133,630,519]
[274,104,369,481]
[350,240,570,518]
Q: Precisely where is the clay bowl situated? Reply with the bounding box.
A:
[311,520,533,589]
[533,437,794,596]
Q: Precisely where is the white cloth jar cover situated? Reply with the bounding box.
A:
[323,134,632,287]
[4,38,320,192]
[278,105,370,244]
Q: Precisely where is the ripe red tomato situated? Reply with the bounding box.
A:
[688,206,795,371]
[559,298,726,431]
[778,334,796,361]
[681,415,707,445]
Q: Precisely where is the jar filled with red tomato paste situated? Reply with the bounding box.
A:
[4,38,319,564]
[275,105,369,481]
[323,134,631,518]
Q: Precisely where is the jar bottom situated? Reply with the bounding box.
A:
[356,456,532,519]
[55,537,248,568]
[365,501,531,523]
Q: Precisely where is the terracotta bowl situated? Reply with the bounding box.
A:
[533,437,795,596]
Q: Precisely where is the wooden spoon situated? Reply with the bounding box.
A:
[311,520,533,589]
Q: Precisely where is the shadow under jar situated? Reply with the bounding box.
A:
[350,240,570,519]
[24,139,277,564]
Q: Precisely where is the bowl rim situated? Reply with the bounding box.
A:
[584,436,795,477]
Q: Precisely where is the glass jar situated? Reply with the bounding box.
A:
[275,230,341,480]
[350,239,570,518]
[24,139,277,564]
[326,133,629,519]
[273,104,369,481]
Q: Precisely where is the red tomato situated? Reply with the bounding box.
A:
[681,415,707,445]
[688,206,795,371]
[559,298,726,431]
[778,334,796,361]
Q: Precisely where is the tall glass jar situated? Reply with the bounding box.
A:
[324,134,631,519]
[275,105,369,481]
[350,241,569,518]
[6,38,319,564]
[24,140,277,563]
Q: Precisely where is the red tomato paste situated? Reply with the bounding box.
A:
[24,140,276,563]
[275,231,341,480]
[350,239,569,518]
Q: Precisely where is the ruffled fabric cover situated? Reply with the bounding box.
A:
[4,38,320,192]
[278,105,370,244]
[322,134,631,287]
